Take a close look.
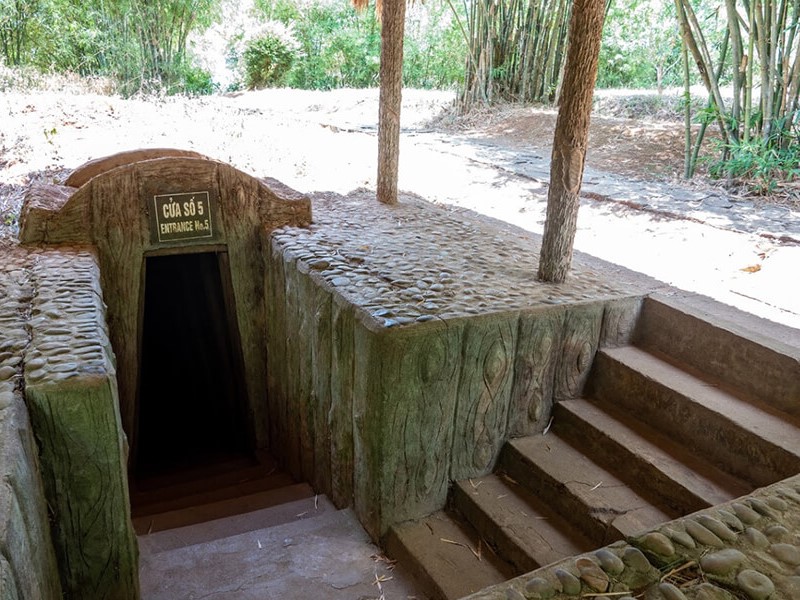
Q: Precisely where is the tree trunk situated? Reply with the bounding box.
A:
[537,0,605,283]
[377,0,407,205]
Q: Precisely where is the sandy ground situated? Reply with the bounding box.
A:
[1,87,798,330]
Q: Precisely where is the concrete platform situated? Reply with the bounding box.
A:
[139,505,424,600]
[266,190,661,540]
[275,189,655,323]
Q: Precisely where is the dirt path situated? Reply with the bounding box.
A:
[1,87,798,328]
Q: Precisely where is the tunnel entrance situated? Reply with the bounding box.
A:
[19,152,315,555]
[134,251,252,480]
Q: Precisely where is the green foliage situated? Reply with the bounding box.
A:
[177,61,217,95]
[460,0,572,108]
[674,0,800,195]
[1,0,220,95]
[598,45,670,89]
[280,0,380,90]
[6,0,464,94]
[598,0,682,90]
[708,124,800,194]
[31,0,115,74]
[243,32,295,89]
[118,0,220,94]
[2,210,17,227]
[251,0,463,90]
[0,0,44,65]
[402,2,466,89]
[254,0,299,23]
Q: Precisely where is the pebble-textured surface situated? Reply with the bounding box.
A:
[5,177,799,600]
[272,190,652,328]
[0,242,62,599]
[24,249,115,386]
[464,473,800,599]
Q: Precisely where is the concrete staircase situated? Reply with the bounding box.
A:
[386,295,800,599]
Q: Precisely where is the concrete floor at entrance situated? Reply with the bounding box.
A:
[138,496,424,599]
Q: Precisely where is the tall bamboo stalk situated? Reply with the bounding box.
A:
[677,0,693,179]
[744,0,755,142]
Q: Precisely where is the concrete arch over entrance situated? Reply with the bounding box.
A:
[21,150,312,463]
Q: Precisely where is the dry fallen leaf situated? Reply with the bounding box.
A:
[741,264,762,273]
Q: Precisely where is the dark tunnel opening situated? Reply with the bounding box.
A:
[134,251,251,481]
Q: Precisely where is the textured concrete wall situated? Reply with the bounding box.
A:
[23,248,139,599]
[0,249,62,599]
[265,191,645,539]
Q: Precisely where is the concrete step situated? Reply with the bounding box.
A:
[132,451,273,500]
[554,398,751,514]
[634,294,800,416]
[132,482,315,535]
[500,434,676,546]
[589,346,800,487]
[138,493,337,555]
[132,467,297,520]
[451,474,595,574]
[139,507,422,600]
[130,454,295,516]
[384,510,514,600]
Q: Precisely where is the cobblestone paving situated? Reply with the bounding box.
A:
[272,190,654,329]
[0,243,32,402]
[466,474,800,600]
[0,241,64,598]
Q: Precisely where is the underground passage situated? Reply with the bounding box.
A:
[134,251,251,480]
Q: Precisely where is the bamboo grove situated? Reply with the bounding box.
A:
[675,0,800,185]
[455,0,799,190]
[0,0,218,94]
[458,0,573,110]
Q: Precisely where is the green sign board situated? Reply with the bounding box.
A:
[152,191,214,243]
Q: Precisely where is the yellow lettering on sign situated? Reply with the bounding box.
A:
[153,191,213,242]
[159,221,196,234]
[162,198,183,219]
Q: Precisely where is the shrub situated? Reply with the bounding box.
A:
[242,29,296,89]
[255,0,464,91]
[176,62,218,95]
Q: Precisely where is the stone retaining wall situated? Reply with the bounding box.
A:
[265,191,648,539]
[0,248,62,599]
[22,247,139,599]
